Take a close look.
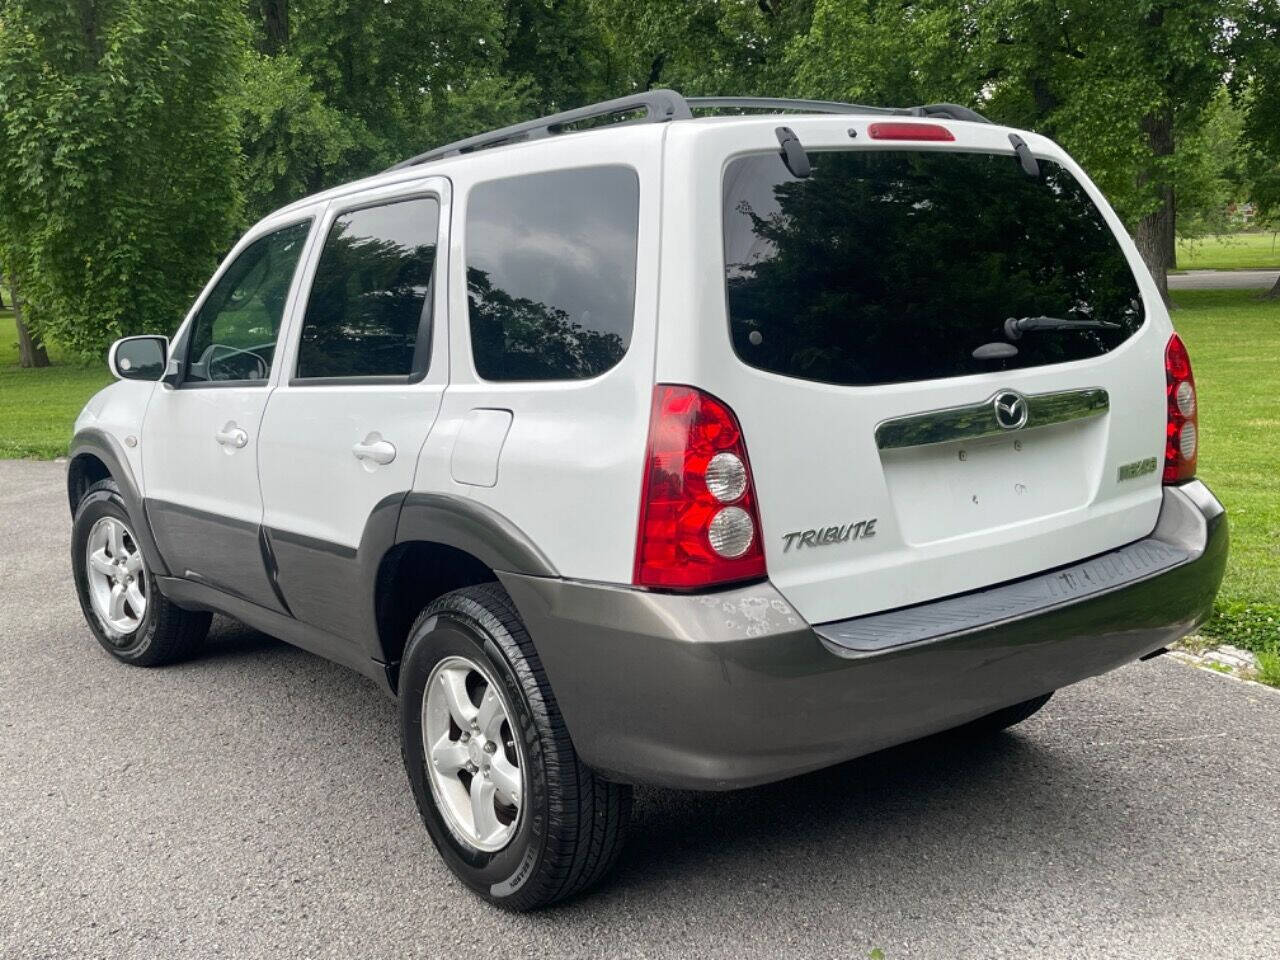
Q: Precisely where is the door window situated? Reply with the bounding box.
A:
[294,197,440,381]
[186,221,311,384]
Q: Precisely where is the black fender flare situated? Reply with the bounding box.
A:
[393,493,558,579]
[67,428,171,577]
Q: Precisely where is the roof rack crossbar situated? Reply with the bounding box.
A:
[386,92,992,171]
[685,96,899,116]
[387,90,692,170]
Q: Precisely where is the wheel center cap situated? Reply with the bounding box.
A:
[468,737,485,766]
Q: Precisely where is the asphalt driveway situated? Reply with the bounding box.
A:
[2,458,1277,960]
[1168,268,1279,290]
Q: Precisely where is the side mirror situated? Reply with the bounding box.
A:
[108,335,168,382]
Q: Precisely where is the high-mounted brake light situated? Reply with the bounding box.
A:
[867,122,955,142]
[634,385,767,590]
[1163,333,1198,483]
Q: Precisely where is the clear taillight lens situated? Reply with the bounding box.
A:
[1164,333,1198,483]
[633,385,767,589]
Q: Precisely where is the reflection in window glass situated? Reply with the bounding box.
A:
[187,221,311,383]
[466,166,639,381]
[723,151,1144,387]
[296,198,439,380]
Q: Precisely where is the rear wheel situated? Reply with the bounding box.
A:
[960,692,1054,736]
[71,478,211,666]
[399,583,631,910]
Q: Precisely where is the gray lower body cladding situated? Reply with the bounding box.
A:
[500,481,1227,791]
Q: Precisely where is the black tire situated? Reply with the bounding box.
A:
[71,478,211,666]
[399,583,631,911]
[960,692,1054,736]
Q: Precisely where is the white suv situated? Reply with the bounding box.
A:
[68,92,1228,910]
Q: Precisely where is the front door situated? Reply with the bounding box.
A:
[141,216,316,610]
[257,180,451,649]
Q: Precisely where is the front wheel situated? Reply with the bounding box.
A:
[71,478,211,666]
[399,583,631,910]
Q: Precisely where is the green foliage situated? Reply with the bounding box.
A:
[0,0,247,358]
[592,0,812,95]
[1256,644,1280,688]
[237,51,357,221]
[1176,233,1280,270]
[1170,290,1280,640]
[1201,600,1280,656]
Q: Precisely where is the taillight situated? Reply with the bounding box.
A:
[866,122,955,142]
[1163,333,1198,483]
[634,385,767,589]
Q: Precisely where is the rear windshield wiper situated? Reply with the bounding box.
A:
[1004,315,1121,340]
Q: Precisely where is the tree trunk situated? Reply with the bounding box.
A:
[1134,108,1176,308]
[9,274,50,368]
[1264,272,1280,300]
[0,267,6,309]
[255,0,289,55]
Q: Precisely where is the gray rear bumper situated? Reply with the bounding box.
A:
[500,481,1228,791]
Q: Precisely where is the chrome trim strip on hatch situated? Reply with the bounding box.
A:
[874,387,1110,451]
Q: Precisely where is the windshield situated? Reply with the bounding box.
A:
[722,149,1145,387]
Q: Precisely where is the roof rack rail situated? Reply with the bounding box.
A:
[685,96,900,116]
[387,92,991,171]
[387,90,692,170]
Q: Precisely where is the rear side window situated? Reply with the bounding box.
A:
[722,150,1144,387]
[295,197,439,380]
[466,166,639,381]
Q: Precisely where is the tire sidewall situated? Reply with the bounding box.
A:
[400,607,550,904]
[71,487,162,662]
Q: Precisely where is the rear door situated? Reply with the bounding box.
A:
[660,119,1169,624]
[256,177,449,645]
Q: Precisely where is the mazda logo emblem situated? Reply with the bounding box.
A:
[993,390,1029,430]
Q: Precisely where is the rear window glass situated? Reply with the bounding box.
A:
[722,150,1144,387]
[466,166,639,381]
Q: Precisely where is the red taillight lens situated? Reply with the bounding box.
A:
[634,385,767,589]
[1163,333,1198,483]
[867,122,955,142]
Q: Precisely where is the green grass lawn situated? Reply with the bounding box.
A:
[1171,289,1280,653]
[0,310,112,458]
[1176,232,1280,271]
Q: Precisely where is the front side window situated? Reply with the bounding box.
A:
[723,150,1145,387]
[466,166,640,381]
[295,197,439,380]
[186,221,311,384]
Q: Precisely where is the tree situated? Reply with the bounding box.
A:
[2,264,49,367]
[785,1,1238,306]
[1233,1,1280,298]
[591,0,813,94]
[0,0,247,358]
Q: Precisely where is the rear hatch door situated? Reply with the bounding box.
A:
[661,119,1169,624]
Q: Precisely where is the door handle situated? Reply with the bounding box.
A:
[214,422,249,449]
[352,433,396,466]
